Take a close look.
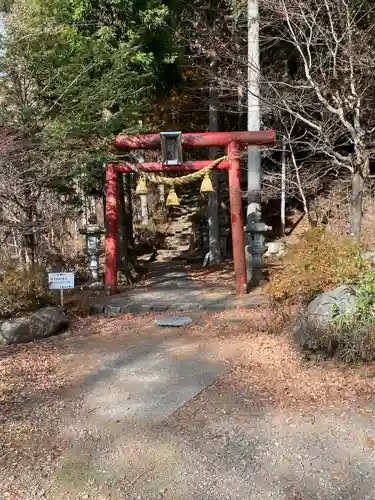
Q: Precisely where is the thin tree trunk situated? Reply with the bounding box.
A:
[124,174,134,248]
[159,183,165,204]
[238,85,245,129]
[24,247,30,269]
[117,173,139,283]
[136,120,148,226]
[290,147,313,226]
[12,229,20,261]
[24,189,36,268]
[208,53,222,264]
[140,194,148,225]
[351,169,364,244]
[281,137,286,236]
[137,152,148,226]
[117,172,128,270]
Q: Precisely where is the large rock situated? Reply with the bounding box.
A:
[362,251,375,262]
[293,285,359,351]
[265,240,287,258]
[0,307,69,345]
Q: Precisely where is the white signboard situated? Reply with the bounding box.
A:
[48,272,75,290]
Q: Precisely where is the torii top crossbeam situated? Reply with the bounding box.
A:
[115,130,276,150]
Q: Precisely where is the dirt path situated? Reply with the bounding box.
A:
[1,308,375,500]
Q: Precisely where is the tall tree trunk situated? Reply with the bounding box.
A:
[208,53,222,264]
[117,173,139,282]
[23,187,36,269]
[140,194,148,226]
[238,84,245,129]
[124,174,134,248]
[136,121,148,226]
[280,137,286,237]
[158,183,165,204]
[351,169,364,244]
[117,173,128,270]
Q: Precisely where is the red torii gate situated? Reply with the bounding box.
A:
[105,130,276,296]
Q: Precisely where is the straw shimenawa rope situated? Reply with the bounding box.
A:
[131,154,240,187]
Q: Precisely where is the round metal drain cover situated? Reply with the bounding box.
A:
[156,316,193,327]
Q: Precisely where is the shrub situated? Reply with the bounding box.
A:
[328,269,375,362]
[0,264,53,318]
[266,228,365,305]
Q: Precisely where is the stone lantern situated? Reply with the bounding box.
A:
[80,214,105,285]
[245,216,272,286]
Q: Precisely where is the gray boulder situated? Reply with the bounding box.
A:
[0,307,69,345]
[361,251,375,262]
[265,240,287,258]
[293,285,359,351]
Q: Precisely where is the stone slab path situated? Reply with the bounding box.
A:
[91,262,267,316]
[83,336,230,423]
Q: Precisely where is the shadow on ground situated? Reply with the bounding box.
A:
[2,298,375,500]
[54,382,375,500]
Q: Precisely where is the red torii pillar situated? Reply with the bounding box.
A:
[106,130,276,296]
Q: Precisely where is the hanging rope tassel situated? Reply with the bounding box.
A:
[135,176,148,195]
[166,187,180,207]
[200,173,214,194]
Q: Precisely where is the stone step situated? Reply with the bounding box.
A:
[165,243,190,249]
[165,244,191,251]
[155,207,200,260]
[162,233,192,241]
[158,249,183,256]
[165,235,191,242]
[174,229,192,235]
[163,244,191,252]
[173,223,193,229]
[167,223,192,229]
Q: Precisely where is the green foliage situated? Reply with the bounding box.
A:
[267,228,365,305]
[344,269,375,326]
[306,320,375,364]
[327,270,375,363]
[2,0,177,134]
[0,265,53,318]
[0,0,181,202]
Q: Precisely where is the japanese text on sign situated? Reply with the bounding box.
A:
[48,272,75,290]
